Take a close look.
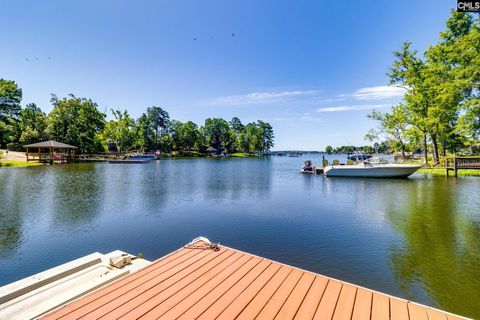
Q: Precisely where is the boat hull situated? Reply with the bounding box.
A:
[324,165,422,178]
[109,156,156,164]
[109,159,152,163]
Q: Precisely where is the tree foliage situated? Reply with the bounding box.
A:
[48,95,105,153]
[101,110,136,152]
[368,11,480,162]
[0,79,22,122]
[0,79,22,148]
[0,86,274,155]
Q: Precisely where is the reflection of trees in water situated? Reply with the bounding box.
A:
[0,168,44,258]
[0,219,22,259]
[138,162,170,214]
[93,159,272,217]
[203,159,272,201]
[101,162,171,217]
[0,187,23,257]
[52,164,105,227]
[386,180,480,318]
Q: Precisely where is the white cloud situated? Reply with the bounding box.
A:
[208,90,317,106]
[352,85,405,100]
[299,115,323,123]
[322,97,346,102]
[316,104,390,113]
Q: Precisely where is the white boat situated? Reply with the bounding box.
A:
[300,160,316,174]
[323,158,422,178]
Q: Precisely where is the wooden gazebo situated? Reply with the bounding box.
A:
[24,140,77,163]
[206,146,218,156]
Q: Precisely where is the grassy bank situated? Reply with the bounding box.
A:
[230,153,262,158]
[0,160,43,168]
[418,168,480,177]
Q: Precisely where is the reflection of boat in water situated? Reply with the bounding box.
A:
[324,157,421,178]
[300,160,315,173]
[109,155,156,164]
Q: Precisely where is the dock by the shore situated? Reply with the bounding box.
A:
[34,238,469,320]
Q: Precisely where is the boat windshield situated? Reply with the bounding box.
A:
[365,157,389,165]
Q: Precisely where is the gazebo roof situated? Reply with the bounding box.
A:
[24,140,77,149]
[206,147,217,152]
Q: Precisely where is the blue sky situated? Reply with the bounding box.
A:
[0,0,456,150]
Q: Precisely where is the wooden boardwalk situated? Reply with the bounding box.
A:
[42,239,469,320]
[445,156,480,177]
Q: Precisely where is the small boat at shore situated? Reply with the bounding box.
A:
[109,155,156,164]
[300,160,315,173]
[324,157,422,178]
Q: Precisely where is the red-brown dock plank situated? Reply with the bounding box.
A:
[158,253,252,319]
[313,280,343,320]
[42,239,471,320]
[139,251,242,319]
[236,266,292,320]
[294,276,328,319]
[216,262,282,320]
[255,268,303,320]
[372,292,390,320]
[332,284,357,320]
[391,298,410,320]
[352,288,373,320]
[275,272,316,320]
[178,255,263,319]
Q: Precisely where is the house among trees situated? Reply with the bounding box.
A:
[206,146,217,156]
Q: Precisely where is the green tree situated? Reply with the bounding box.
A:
[441,13,480,152]
[47,95,105,153]
[146,106,170,151]
[171,120,200,151]
[101,109,136,152]
[368,106,411,159]
[243,123,262,153]
[258,120,274,153]
[203,118,230,154]
[16,103,49,147]
[388,41,433,164]
[0,79,22,148]
[229,117,244,134]
[325,146,333,154]
[134,114,154,151]
[0,79,22,122]
[380,12,480,162]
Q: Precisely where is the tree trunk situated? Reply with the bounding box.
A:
[423,134,428,166]
[442,140,447,157]
[431,134,439,165]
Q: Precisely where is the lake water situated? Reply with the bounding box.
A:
[0,155,479,318]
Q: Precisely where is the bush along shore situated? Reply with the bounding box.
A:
[418,167,480,177]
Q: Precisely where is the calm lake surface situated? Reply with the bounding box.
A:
[1,156,479,318]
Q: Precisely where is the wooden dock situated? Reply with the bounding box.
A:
[42,238,469,320]
[445,156,480,177]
